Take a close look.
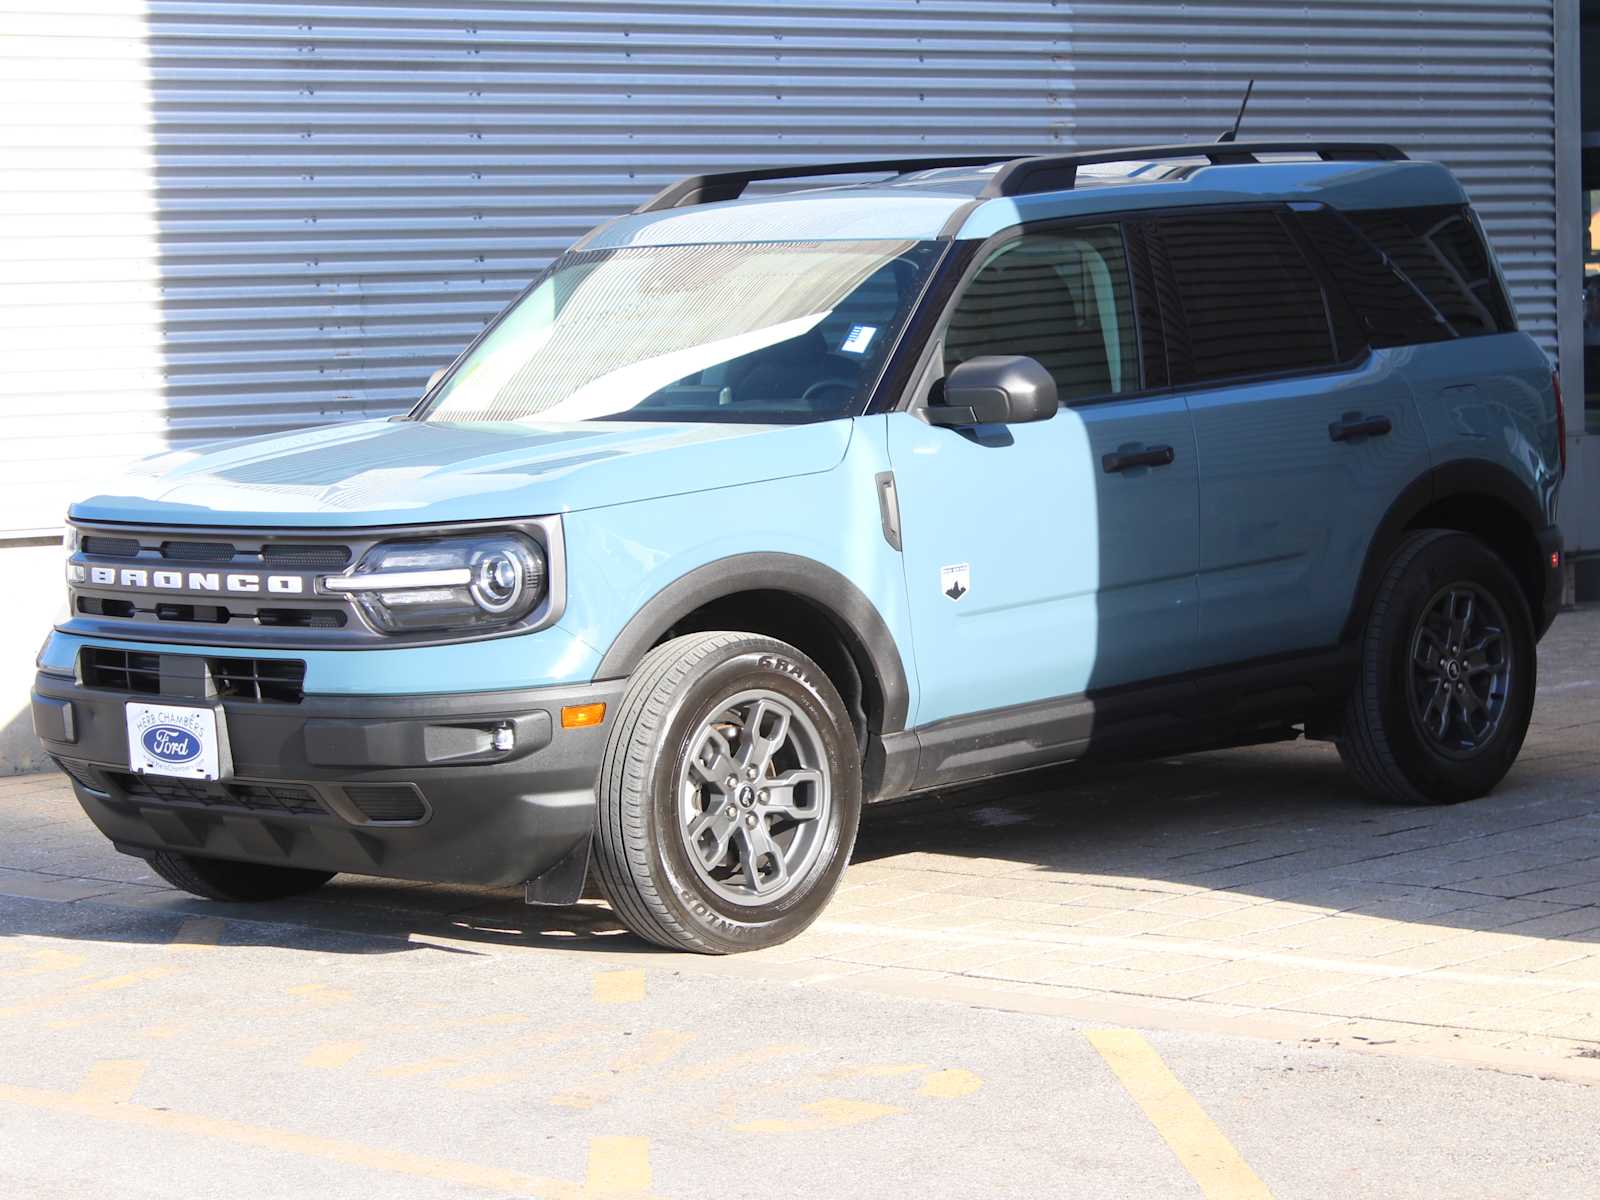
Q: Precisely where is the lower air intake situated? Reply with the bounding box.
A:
[344,785,428,823]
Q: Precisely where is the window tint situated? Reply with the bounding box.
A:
[943,225,1139,404]
[1146,211,1335,384]
[1348,205,1514,337]
[1294,208,1451,349]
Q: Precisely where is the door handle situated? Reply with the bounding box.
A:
[1102,444,1175,473]
[1328,412,1393,442]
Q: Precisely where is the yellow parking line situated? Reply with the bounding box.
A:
[734,1097,903,1134]
[585,1136,652,1196]
[0,967,178,1018]
[168,917,224,951]
[78,1060,147,1104]
[1086,1029,1275,1200]
[303,1041,366,1070]
[0,1080,588,1198]
[918,1068,983,1100]
[0,948,86,979]
[593,970,645,1005]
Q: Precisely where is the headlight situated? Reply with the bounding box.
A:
[326,532,547,635]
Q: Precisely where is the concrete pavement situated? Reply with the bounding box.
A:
[2,606,1598,1197]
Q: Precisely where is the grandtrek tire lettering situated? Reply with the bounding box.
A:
[758,654,809,683]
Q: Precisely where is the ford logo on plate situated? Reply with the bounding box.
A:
[140,724,201,765]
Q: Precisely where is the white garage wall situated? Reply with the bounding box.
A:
[0,0,1562,542]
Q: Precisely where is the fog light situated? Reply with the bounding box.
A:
[492,724,515,753]
[561,702,606,729]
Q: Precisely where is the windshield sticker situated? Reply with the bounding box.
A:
[941,563,970,602]
[839,324,878,355]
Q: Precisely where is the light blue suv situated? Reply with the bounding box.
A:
[33,142,1566,952]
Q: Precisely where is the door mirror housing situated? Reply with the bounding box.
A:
[925,355,1059,427]
[424,367,447,397]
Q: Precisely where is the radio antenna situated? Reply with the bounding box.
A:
[1217,79,1255,143]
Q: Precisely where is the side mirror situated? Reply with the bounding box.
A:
[424,367,446,397]
[925,355,1059,427]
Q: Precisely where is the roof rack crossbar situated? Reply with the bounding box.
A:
[981,141,1408,199]
[633,141,1409,214]
[634,155,1017,212]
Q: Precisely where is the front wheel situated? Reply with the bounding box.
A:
[592,632,862,954]
[1336,529,1537,804]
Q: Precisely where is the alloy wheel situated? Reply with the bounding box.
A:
[1406,582,1512,757]
[676,688,832,906]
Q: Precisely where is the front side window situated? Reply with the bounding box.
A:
[942,225,1139,404]
[419,239,942,425]
[1148,210,1335,384]
[1348,205,1515,337]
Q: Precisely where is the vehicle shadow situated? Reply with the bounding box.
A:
[9,729,1595,962]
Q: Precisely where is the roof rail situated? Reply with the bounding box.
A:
[979,141,1407,199]
[634,155,1018,212]
[634,141,1408,213]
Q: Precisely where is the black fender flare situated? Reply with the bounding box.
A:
[1340,458,1547,643]
[592,552,912,734]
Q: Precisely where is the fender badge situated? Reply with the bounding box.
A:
[940,563,970,602]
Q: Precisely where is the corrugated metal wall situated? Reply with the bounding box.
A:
[0,0,1560,537]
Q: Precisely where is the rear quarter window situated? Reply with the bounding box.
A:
[1347,205,1515,337]
[1294,208,1453,350]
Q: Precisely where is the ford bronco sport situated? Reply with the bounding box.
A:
[32,142,1565,953]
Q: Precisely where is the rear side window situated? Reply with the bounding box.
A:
[943,224,1139,404]
[1347,205,1514,337]
[1145,211,1335,384]
[1294,208,1452,349]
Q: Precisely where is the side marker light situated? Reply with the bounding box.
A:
[561,703,606,729]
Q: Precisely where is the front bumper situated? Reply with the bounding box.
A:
[31,666,624,892]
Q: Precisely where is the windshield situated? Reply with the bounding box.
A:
[418,239,943,425]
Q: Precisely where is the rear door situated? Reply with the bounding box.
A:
[1148,207,1432,666]
[886,221,1201,735]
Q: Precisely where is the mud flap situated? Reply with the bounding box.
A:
[523,833,590,906]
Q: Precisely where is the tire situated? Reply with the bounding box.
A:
[592,632,862,954]
[1336,529,1536,805]
[145,851,335,902]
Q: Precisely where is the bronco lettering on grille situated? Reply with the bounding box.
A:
[73,564,306,595]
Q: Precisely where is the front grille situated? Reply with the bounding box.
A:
[257,608,346,629]
[344,784,428,823]
[81,535,140,558]
[160,540,236,561]
[67,524,364,645]
[207,657,306,703]
[155,603,230,624]
[263,543,351,569]
[77,597,135,619]
[112,773,324,816]
[81,648,161,694]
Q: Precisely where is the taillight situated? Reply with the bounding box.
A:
[1552,369,1567,475]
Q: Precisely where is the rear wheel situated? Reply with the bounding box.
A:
[592,632,861,954]
[1336,530,1536,804]
[145,851,335,902]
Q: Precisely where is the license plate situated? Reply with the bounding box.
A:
[126,702,222,781]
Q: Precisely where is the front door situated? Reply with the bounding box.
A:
[886,224,1201,738]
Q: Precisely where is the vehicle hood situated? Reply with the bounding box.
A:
[68,418,853,528]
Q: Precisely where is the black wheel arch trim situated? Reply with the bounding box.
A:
[1342,458,1553,644]
[592,553,912,734]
